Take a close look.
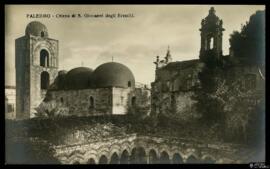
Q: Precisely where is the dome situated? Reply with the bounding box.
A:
[92,62,135,88]
[25,21,48,37]
[64,67,93,90]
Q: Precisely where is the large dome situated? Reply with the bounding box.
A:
[64,67,93,90]
[92,62,135,88]
[25,21,48,37]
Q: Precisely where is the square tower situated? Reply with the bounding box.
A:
[15,21,59,119]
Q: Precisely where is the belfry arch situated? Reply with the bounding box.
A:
[40,49,49,67]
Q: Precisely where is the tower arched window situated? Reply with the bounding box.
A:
[41,71,50,90]
[90,96,94,108]
[40,49,49,67]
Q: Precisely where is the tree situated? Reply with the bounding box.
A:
[229,10,265,65]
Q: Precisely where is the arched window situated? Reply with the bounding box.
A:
[131,97,136,107]
[210,37,214,49]
[41,71,50,90]
[128,81,131,87]
[40,49,49,67]
[87,158,96,164]
[41,31,45,37]
[90,96,94,108]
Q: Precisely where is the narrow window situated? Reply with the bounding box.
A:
[41,31,45,37]
[90,96,94,108]
[60,97,64,104]
[128,81,131,87]
[210,37,214,49]
[121,96,124,105]
[41,71,50,90]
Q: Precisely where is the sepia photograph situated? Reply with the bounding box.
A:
[5,4,266,164]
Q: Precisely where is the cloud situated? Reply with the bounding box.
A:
[5,5,265,86]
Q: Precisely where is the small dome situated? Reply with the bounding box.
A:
[64,67,93,90]
[25,21,48,37]
[92,62,135,88]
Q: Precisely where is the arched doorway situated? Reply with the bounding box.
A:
[41,71,50,89]
[149,149,158,164]
[172,153,183,164]
[87,158,96,164]
[120,150,129,164]
[99,155,108,164]
[160,151,170,164]
[110,152,119,164]
[40,49,49,67]
[186,155,200,164]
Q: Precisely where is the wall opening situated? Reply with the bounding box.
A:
[41,31,45,37]
[110,153,119,164]
[120,150,129,164]
[41,71,50,90]
[40,49,49,67]
[130,147,147,164]
[160,151,170,164]
[210,37,214,49]
[131,97,136,107]
[99,155,108,164]
[172,153,183,164]
[87,158,96,164]
[149,149,158,164]
[90,96,94,108]
[60,97,64,104]
[128,81,131,87]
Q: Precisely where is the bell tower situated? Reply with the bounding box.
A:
[199,7,225,63]
[15,21,59,119]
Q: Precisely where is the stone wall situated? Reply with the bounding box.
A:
[47,88,113,116]
[29,35,59,118]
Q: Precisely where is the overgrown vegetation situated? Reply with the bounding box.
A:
[229,10,265,65]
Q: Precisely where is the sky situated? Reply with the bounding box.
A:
[5,5,265,86]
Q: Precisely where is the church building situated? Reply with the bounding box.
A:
[15,21,150,119]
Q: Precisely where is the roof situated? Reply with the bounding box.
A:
[92,62,135,88]
[25,21,48,37]
[64,67,93,90]
[50,62,135,90]
[161,59,201,71]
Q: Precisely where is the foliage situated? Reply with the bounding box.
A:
[229,10,265,65]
